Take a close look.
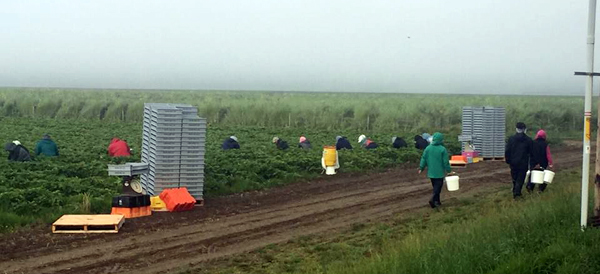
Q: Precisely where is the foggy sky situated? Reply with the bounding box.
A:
[0,0,595,94]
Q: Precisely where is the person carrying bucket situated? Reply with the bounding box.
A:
[418,132,452,208]
[505,122,533,199]
[526,130,553,193]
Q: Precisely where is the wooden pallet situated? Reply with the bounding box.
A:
[483,157,505,162]
[195,198,205,207]
[449,160,467,168]
[52,214,125,234]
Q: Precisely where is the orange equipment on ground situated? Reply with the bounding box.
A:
[159,188,197,212]
[111,194,152,218]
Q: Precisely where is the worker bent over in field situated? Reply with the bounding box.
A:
[392,136,407,148]
[527,129,553,193]
[414,135,429,150]
[222,136,240,150]
[418,133,452,208]
[272,137,289,150]
[108,138,132,157]
[335,136,352,150]
[505,122,533,200]
[298,136,311,150]
[358,135,378,149]
[35,133,59,157]
[5,141,32,162]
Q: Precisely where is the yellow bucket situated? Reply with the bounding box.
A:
[323,146,337,166]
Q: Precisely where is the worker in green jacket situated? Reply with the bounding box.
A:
[418,132,452,208]
[35,134,59,157]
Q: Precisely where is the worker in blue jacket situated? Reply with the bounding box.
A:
[221,136,240,150]
[336,136,352,150]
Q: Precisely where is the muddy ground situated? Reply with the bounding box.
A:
[0,144,586,274]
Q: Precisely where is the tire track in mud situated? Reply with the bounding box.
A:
[0,145,586,274]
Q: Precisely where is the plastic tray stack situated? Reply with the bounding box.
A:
[461,106,505,158]
[461,107,484,155]
[108,163,149,177]
[140,103,206,200]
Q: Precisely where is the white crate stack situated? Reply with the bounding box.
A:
[141,103,206,200]
[462,106,506,158]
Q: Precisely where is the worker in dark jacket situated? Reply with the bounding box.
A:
[505,122,533,199]
[527,130,554,193]
[358,135,378,149]
[298,136,311,150]
[336,136,352,150]
[272,137,289,150]
[414,135,429,150]
[222,136,240,150]
[392,136,408,148]
[5,141,32,162]
[35,134,59,156]
[108,138,132,157]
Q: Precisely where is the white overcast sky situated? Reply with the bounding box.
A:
[0,0,596,94]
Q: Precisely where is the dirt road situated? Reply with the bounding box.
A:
[0,145,586,274]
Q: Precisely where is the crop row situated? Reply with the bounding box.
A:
[0,117,448,231]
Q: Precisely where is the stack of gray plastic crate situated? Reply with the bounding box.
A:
[462,106,505,158]
[490,107,506,158]
[140,103,206,201]
[461,107,484,155]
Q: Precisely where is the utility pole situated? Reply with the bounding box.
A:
[575,0,598,229]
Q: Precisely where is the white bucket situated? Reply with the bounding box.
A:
[543,170,555,184]
[531,170,545,184]
[445,175,459,191]
[325,166,336,175]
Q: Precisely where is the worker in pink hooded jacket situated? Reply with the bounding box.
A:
[526,130,553,193]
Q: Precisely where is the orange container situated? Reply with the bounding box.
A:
[451,155,467,162]
[131,207,141,218]
[111,207,133,218]
[159,188,197,212]
[142,206,152,216]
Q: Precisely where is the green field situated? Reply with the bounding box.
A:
[0,88,588,133]
[0,88,587,232]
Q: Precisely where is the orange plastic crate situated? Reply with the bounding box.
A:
[159,188,197,212]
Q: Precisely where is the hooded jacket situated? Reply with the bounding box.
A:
[419,133,451,179]
[222,137,240,150]
[35,138,59,156]
[530,130,553,169]
[5,143,32,162]
[505,132,533,170]
[414,135,429,150]
[108,138,131,157]
[392,137,408,148]
[336,136,352,150]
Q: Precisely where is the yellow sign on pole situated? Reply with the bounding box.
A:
[586,116,592,141]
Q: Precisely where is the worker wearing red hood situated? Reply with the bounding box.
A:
[108,138,131,157]
[527,130,553,193]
